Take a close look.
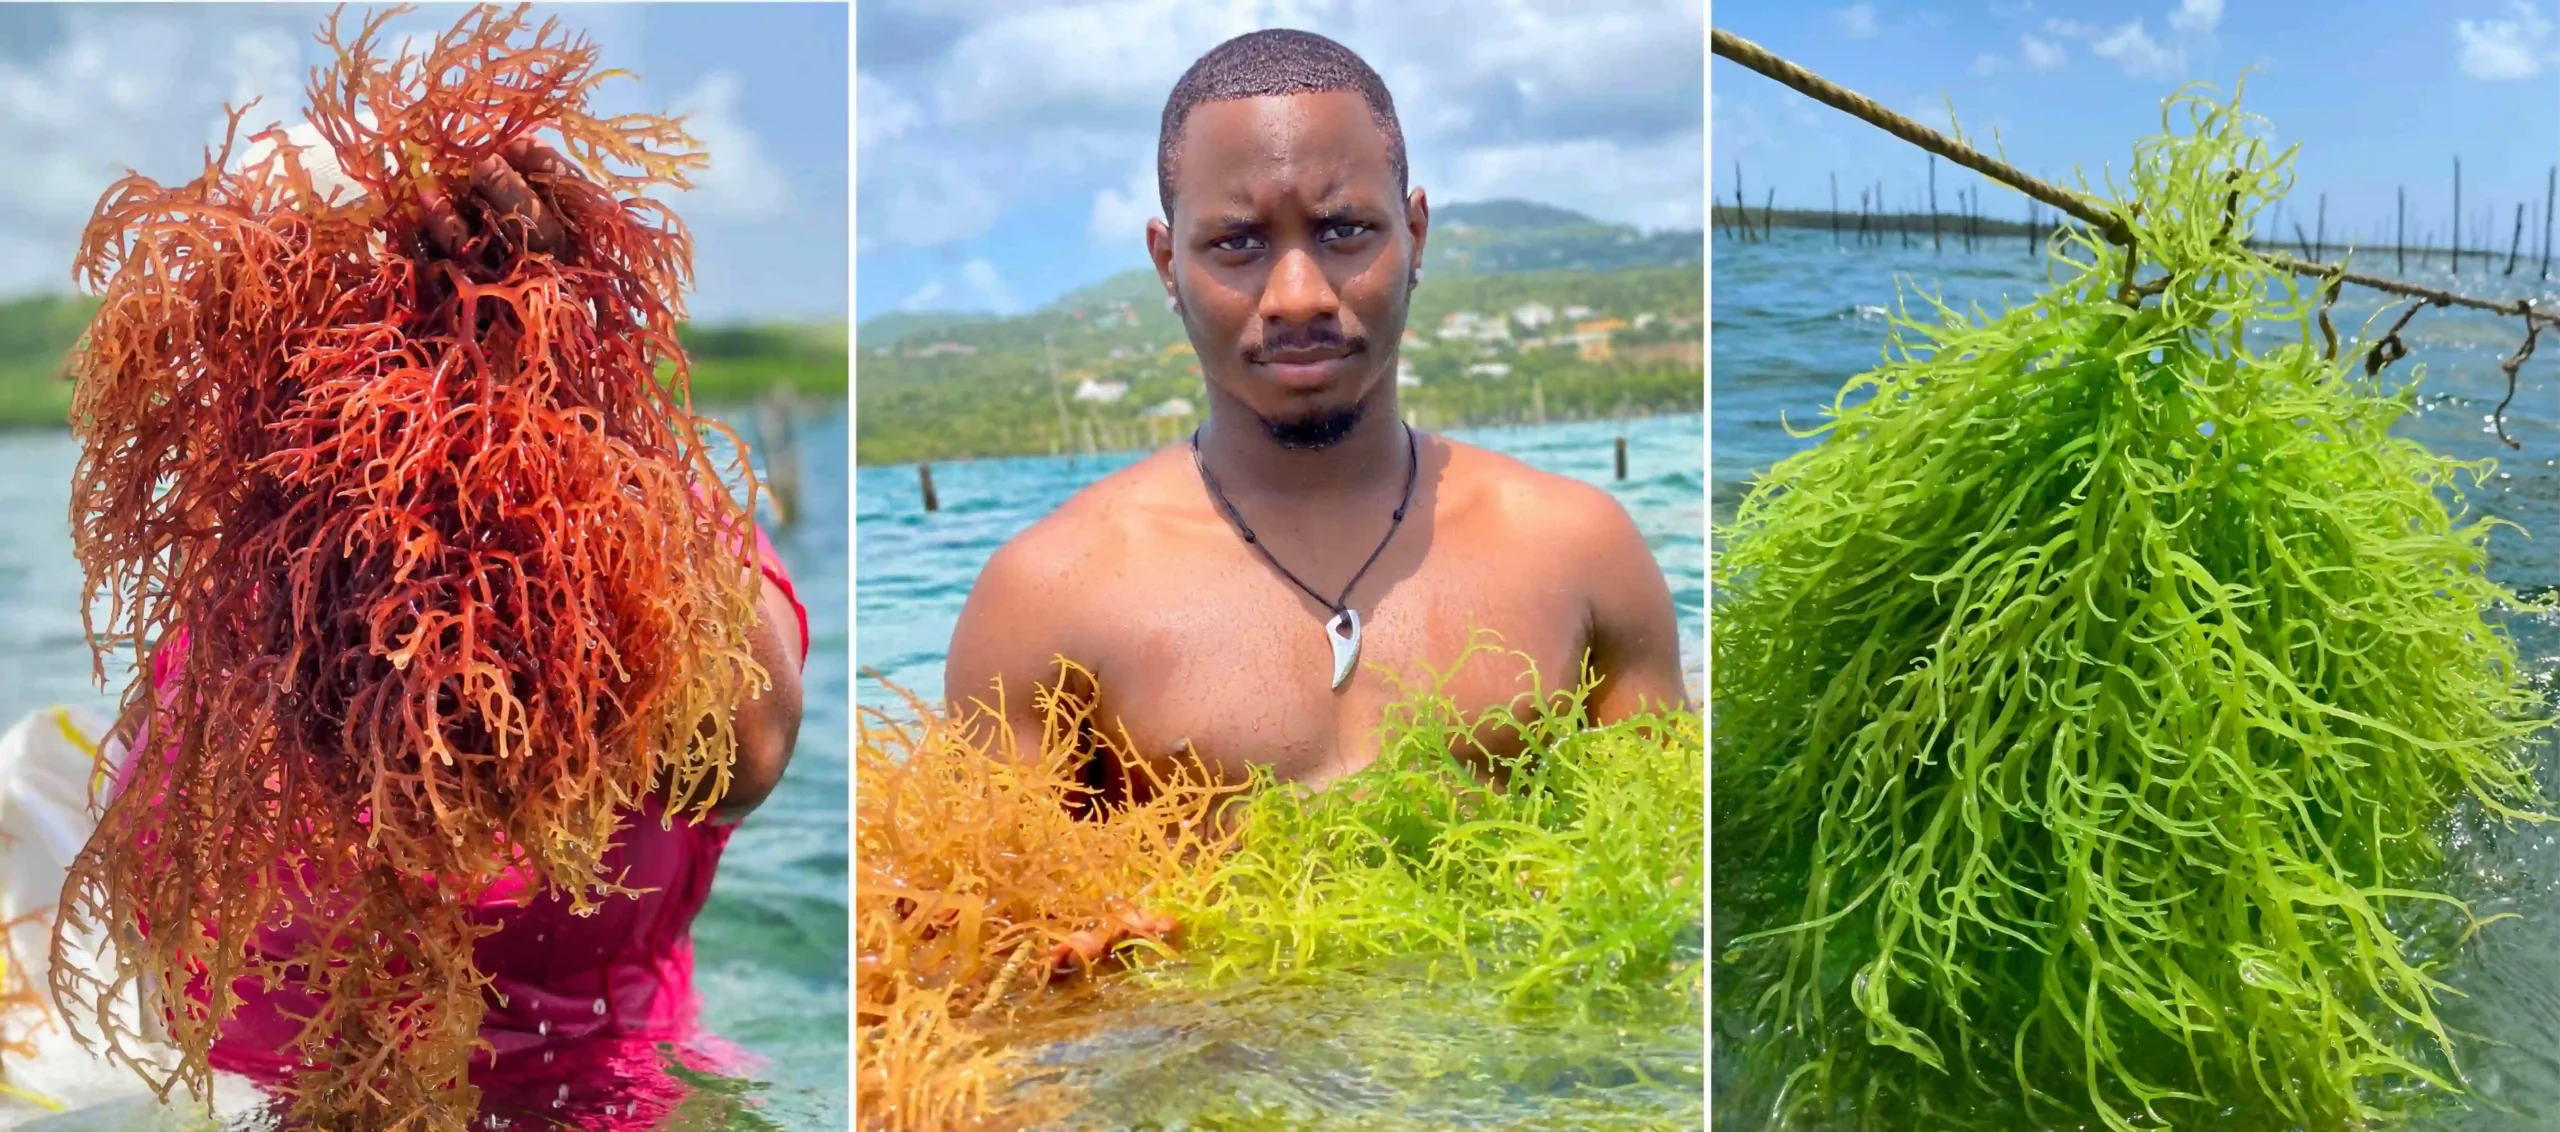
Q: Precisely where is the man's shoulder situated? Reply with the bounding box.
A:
[1434,435,1635,538]
[979,447,1192,587]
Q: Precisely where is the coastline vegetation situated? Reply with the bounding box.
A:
[0,293,845,429]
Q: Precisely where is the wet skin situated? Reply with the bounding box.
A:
[945,90,1687,819]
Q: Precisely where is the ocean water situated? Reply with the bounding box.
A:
[854,413,1706,1128]
[1713,227,2560,1129]
[0,408,850,1130]
[854,412,1707,714]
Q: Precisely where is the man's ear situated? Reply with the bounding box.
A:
[1405,187,1431,280]
[1147,217,1179,309]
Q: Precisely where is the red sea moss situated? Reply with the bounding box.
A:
[53,6,765,1127]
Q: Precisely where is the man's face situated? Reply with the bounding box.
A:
[1150,90,1426,449]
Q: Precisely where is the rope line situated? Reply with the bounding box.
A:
[1710,28,2557,334]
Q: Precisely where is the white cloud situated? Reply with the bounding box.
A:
[671,71,789,221]
[897,281,944,311]
[961,257,1019,314]
[1088,159,1159,249]
[858,0,1705,288]
[2167,0,2223,34]
[2020,34,2068,71]
[1835,3,1881,37]
[1970,53,2005,77]
[2088,21,2184,79]
[2456,1,2556,80]
[1437,128,1705,231]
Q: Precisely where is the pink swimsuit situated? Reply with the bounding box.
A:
[131,527,809,1119]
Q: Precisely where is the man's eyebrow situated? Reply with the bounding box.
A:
[1201,213,1263,235]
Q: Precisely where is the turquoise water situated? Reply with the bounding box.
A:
[0,408,850,1130]
[854,412,1707,714]
[1712,228,2560,1129]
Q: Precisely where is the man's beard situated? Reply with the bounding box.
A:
[1260,400,1367,450]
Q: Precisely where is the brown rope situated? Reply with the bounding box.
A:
[1710,27,2558,335]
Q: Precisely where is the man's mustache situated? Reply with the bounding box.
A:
[1245,327,1368,363]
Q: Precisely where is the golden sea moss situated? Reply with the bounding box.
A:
[55,6,763,1128]
[854,671,1239,1131]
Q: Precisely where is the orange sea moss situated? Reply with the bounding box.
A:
[2,909,49,1068]
[854,673,1237,1131]
[54,6,764,1128]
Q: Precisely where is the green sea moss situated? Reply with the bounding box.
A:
[1163,643,1706,1025]
[1712,84,2549,1131]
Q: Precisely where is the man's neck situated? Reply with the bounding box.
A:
[1197,390,1408,504]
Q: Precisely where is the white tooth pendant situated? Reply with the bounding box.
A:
[1327,607,1362,690]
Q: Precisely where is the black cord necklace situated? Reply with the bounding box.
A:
[1190,419,1420,690]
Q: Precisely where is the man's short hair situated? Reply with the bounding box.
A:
[1156,29,1407,221]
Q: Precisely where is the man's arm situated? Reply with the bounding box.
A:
[1570,486,1691,720]
[944,532,1089,767]
[710,575,805,822]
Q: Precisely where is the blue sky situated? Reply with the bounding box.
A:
[0,2,846,324]
[855,0,1707,324]
[1713,0,2560,252]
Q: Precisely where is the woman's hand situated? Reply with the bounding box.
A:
[417,136,580,260]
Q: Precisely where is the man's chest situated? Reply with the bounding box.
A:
[1076,555,1591,786]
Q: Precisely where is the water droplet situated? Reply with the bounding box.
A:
[592,998,608,1016]
[604,1106,618,1117]
[542,1050,555,1065]
[537,1020,550,1036]
[556,1084,569,1101]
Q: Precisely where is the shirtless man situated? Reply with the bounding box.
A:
[946,30,1686,802]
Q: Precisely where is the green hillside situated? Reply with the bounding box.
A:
[1429,199,1704,275]
[0,293,846,430]
[855,199,1704,466]
[857,265,1701,466]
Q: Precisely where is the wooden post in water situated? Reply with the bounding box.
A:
[1733,160,1752,243]
[2508,202,2528,275]
[2451,158,2462,275]
[755,385,801,529]
[2313,193,2325,262]
[1831,172,1841,246]
[1928,155,1941,252]
[1857,187,1872,245]
[2396,186,2406,274]
[1614,435,1627,481]
[1762,188,1776,243]
[918,463,939,513]
[2543,166,2555,279]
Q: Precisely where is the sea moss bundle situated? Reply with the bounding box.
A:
[1712,85,2549,1130]
[1164,647,1706,1025]
[855,649,1706,1130]
[54,6,764,1127]
[854,671,1238,1132]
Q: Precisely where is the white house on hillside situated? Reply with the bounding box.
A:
[1073,378,1129,404]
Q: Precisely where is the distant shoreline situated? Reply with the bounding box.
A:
[0,296,849,433]
[1713,206,2558,270]
[855,405,1702,470]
